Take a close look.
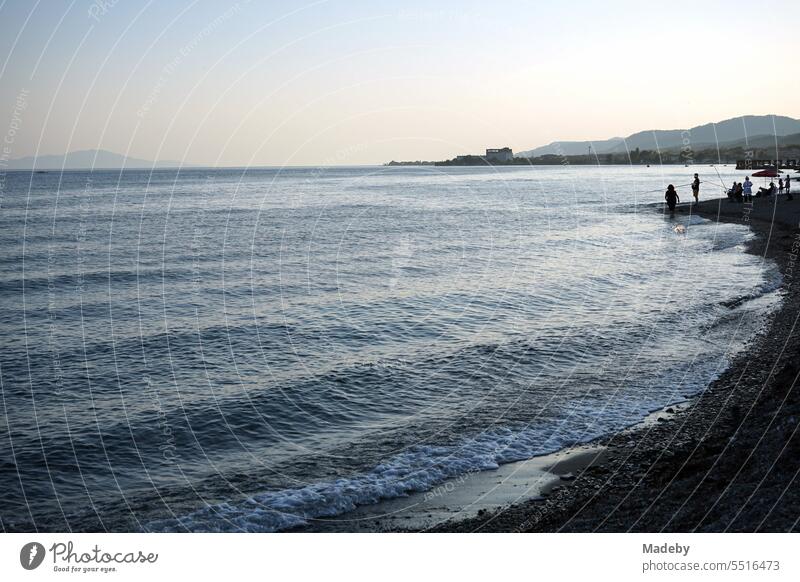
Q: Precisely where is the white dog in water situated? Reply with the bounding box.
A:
[673,224,687,234]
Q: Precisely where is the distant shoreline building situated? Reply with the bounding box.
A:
[484,147,513,162]
[736,158,799,170]
[452,147,514,164]
[394,146,517,166]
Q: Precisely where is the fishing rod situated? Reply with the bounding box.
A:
[711,164,732,193]
[637,180,727,195]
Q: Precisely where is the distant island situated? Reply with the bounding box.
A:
[386,114,800,167]
[4,149,188,170]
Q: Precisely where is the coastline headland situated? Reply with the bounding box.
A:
[386,145,800,167]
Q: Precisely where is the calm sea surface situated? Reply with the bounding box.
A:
[0,165,780,531]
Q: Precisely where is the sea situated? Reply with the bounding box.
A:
[0,164,782,532]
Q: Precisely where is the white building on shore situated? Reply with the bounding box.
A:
[484,147,513,162]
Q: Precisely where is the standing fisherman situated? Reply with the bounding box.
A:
[691,173,700,206]
[743,176,753,202]
[786,174,793,200]
[665,184,680,214]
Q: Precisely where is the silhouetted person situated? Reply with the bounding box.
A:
[727,181,737,201]
[779,178,784,194]
[691,173,700,205]
[758,182,776,197]
[787,175,792,200]
[665,184,680,214]
[743,176,753,202]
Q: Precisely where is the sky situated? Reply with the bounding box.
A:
[0,0,797,166]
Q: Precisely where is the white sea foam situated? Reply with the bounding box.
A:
[145,396,695,532]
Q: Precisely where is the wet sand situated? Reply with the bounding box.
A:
[300,445,608,532]
[430,194,800,532]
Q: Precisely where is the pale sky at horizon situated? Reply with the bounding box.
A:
[1,0,797,166]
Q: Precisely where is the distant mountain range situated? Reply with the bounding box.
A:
[5,149,187,170]
[11,117,800,170]
[517,115,800,157]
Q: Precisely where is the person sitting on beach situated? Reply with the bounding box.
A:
[779,178,785,194]
[743,177,753,202]
[665,184,680,214]
[757,182,776,197]
[727,181,737,201]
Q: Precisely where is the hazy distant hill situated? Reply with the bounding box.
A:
[603,131,800,155]
[518,115,800,157]
[6,149,187,170]
[711,132,800,151]
[518,136,626,157]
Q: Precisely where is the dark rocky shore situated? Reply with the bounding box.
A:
[433,195,800,532]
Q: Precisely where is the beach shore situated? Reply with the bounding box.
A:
[431,195,800,532]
